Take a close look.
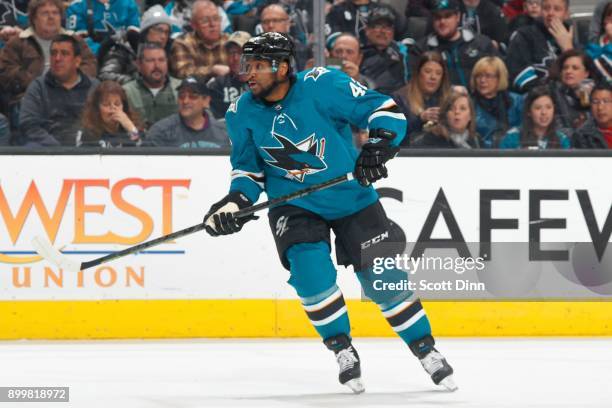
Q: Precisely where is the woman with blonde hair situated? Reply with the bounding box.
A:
[411,90,480,148]
[393,51,451,146]
[78,80,143,148]
[470,56,523,148]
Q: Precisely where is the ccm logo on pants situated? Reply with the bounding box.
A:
[361,231,389,249]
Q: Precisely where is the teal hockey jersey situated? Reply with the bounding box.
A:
[226,67,407,220]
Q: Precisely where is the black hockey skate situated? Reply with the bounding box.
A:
[324,334,365,394]
[409,335,457,391]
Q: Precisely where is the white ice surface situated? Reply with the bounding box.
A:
[0,338,610,408]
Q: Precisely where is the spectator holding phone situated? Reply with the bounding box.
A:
[328,33,373,89]
[549,49,597,129]
[411,90,481,148]
[393,51,451,145]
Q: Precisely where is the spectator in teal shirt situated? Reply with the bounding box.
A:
[500,86,572,149]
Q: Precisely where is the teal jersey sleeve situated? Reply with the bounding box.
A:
[66,0,88,34]
[226,95,265,203]
[315,68,407,147]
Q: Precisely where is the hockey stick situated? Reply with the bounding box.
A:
[32,172,354,273]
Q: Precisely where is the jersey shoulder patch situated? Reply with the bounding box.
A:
[303,66,330,82]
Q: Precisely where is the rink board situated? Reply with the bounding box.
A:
[0,154,610,339]
[1,299,611,339]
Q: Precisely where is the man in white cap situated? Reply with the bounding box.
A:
[140,5,177,51]
[206,31,251,119]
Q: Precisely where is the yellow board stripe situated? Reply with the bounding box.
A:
[1,300,611,340]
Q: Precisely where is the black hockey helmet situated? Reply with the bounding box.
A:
[240,32,296,75]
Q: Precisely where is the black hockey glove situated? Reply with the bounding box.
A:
[203,191,258,236]
[354,129,399,187]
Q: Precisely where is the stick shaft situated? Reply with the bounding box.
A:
[80,173,352,270]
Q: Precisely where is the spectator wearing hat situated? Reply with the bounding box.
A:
[96,2,174,85]
[412,0,498,88]
[170,0,230,79]
[360,4,411,95]
[325,0,406,47]
[96,4,177,84]
[140,5,177,53]
[123,42,181,130]
[459,0,509,49]
[206,31,250,119]
[146,75,229,148]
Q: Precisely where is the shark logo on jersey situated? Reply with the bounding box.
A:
[262,113,327,182]
[304,67,330,82]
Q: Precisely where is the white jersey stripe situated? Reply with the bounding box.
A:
[381,299,414,318]
[303,288,342,312]
[392,309,426,332]
[311,306,348,326]
[368,111,406,124]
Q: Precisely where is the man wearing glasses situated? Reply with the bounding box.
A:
[574,82,612,149]
[170,0,230,79]
[259,4,311,71]
[360,4,411,95]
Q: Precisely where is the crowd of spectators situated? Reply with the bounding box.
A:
[0,0,610,149]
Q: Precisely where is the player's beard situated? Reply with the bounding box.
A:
[254,76,289,101]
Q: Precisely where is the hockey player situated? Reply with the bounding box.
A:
[203,32,456,394]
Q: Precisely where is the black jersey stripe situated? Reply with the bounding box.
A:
[306,295,346,322]
[386,299,423,328]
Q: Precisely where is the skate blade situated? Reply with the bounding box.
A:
[439,375,458,392]
[345,378,365,394]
